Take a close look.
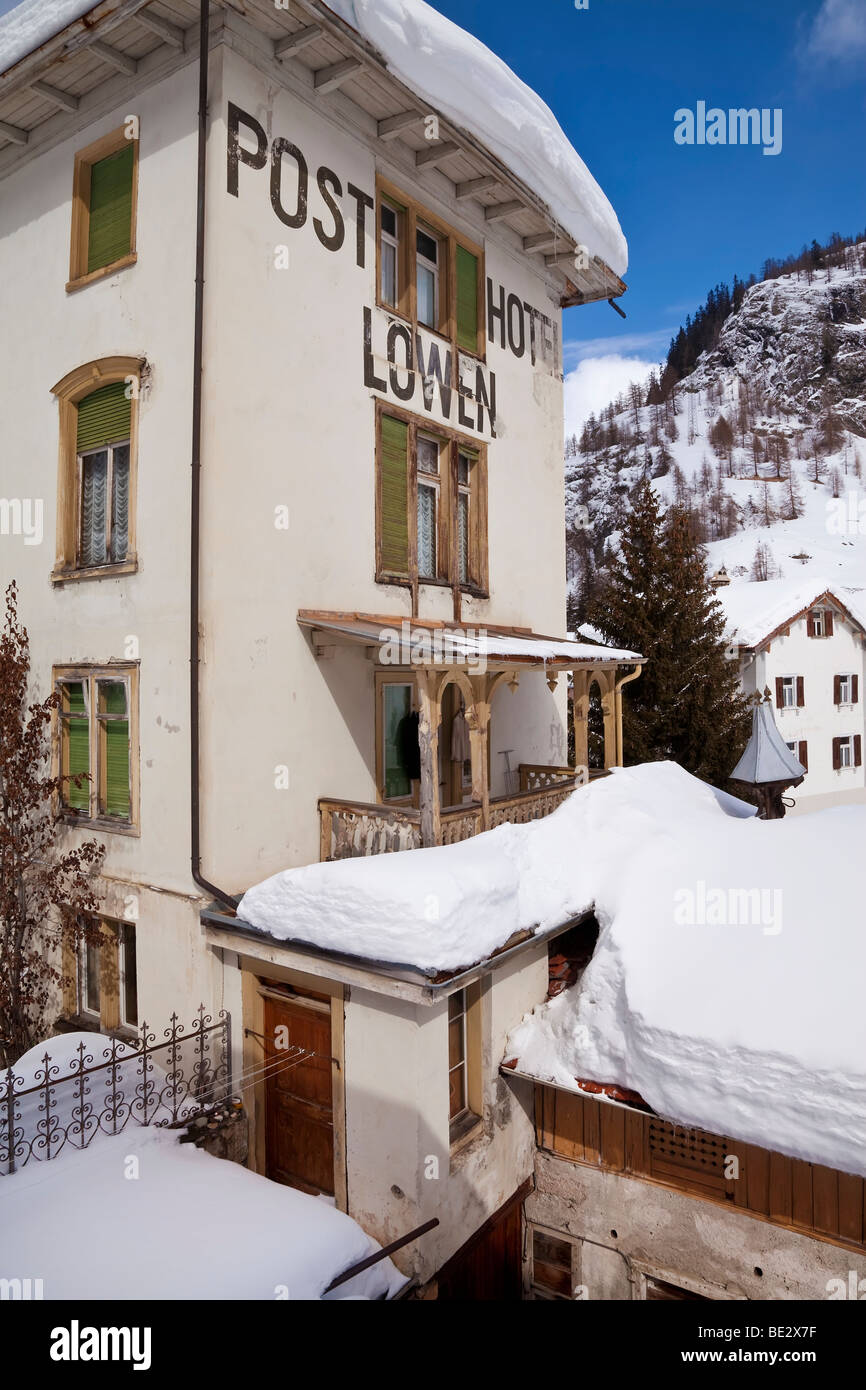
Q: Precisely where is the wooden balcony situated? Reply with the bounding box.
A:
[319,765,586,861]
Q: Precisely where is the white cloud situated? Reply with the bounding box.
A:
[805,0,866,59]
[564,353,658,440]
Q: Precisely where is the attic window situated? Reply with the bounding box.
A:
[808,608,833,639]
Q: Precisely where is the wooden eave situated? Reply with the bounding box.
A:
[0,0,626,309]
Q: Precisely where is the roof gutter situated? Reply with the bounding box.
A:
[190,0,238,912]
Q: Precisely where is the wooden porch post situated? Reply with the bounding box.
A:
[470,675,493,830]
[417,669,441,847]
[601,671,617,770]
[572,669,589,772]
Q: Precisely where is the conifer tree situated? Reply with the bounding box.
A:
[588,481,751,785]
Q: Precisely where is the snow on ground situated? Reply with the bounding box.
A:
[326,0,627,275]
[717,574,866,647]
[1,1035,406,1300]
[504,768,866,1178]
[0,0,98,74]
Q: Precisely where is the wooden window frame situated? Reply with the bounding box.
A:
[53,664,140,835]
[375,400,489,596]
[375,670,418,805]
[448,980,483,1149]
[68,125,139,293]
[65,915,138,1037]
[51,358,142,583]
[376,175,485,360]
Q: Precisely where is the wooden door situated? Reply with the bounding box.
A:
[436,1184,527,1300]
[264,992,334,1196]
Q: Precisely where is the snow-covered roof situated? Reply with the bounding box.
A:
[503,764,866,1179]
[0,0,96,75]
[730,698,805,785]
[324,1,627,276]
[718,576,866,648]
[298,612,643,667]
[2,1033,406,1300]
[0,1,627,278]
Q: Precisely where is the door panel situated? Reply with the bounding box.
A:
[264,993,334,1195]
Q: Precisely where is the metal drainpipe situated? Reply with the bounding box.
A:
[190,0,238,911]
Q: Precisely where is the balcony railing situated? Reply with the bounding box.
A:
[318,765,586,861]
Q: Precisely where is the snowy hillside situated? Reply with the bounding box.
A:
[566,240,866,599]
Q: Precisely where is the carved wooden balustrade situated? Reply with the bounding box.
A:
[319,765,587,861]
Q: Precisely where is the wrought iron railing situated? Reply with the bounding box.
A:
[0,1005,232,1175]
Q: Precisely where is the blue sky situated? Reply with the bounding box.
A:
[3,0,863,426]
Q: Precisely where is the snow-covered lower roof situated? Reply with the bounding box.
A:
[298,611,643,667]
[730,698,805,785]
[718,576,866,648]
[237,762,753,975]
[504,764,866,1179]
[2,1033,405,1300]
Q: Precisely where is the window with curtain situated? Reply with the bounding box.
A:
[76,381,131,569]
[57,669,135,827]
[376,410,485,591]
[73,918,138,1033]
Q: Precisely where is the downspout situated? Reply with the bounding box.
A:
[190,0,238,911]
[613,663,642,767]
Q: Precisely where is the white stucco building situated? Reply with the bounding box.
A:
[719,578,866,814]
[0,0,641,1291]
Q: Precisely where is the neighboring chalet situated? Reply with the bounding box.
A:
[0,0,640,1293]
[718,577,866,813]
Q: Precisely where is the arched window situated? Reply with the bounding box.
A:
[51,357,142,581]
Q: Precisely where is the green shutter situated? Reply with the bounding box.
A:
[99,682,130,820]
[380,415,409,576]
[87,143,134,274]
[77,381,131,453]
[63,682,90,813]
[456,245,479,353]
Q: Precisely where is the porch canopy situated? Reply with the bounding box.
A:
[299,611,644,849]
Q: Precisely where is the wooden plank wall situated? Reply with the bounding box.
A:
[535,1085,866,1254]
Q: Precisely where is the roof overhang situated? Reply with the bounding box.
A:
[298,610,644,670]
[203,903,592,1005]
[0,0,626,308]
[727,588,866,653]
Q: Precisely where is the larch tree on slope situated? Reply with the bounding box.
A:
[588,481,752,786]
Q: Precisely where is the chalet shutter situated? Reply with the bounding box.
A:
[853,675,859,704]
[455,245,479,353]
[63,683,90,813]
[798,740,808,771]
[832,737,842,771]
[100,683,130,819]
[806,613,816,638]
[855,735,863,768]
[824,610,834,638]
[775,677,784,708]
[77,381,131,452]
[796,676,805,707]
[87,142,134,273]
[379,415,409,576]
[834,675,842,704]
